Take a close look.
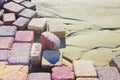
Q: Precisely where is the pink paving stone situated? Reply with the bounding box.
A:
[0,20,4,25]
[27,73,51,80]
[12,17,30,30]
[30,43,42,65]
[3,2,25,15]
[41,31,60,50]
[18,8,37,19]
[12,0,25,4]
[0,50,8,61]
[0,37,14,50]
[3,13,16,25]
[21,1,36,10]
[15,31,34,43]
[0,9,4,20]
[0,26,17,37]
[52,66,75,80]
[8,43,31,65]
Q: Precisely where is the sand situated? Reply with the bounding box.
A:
[32,0,120,67]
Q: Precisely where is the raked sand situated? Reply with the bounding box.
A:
[32,0,120,66]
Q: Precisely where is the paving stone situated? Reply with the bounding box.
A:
[113,56,120,71]
[13,0,25,4]
[0,20,4,25]
[48,21,65,38]
[0,65,28,80]
[73,60,97,78]
[0,9,4,20]
[28,18,46,34]
[30,43,42,65]
[42,50,62,71]
[41,31,60,50]
[0,26,17,37]
[52,66,75,80]
[0,37,14,50]
[3,13,16,25]
[8,43,31,65]
[3,2,25,15]
[0,50,8,61]
[96,67,120,80]
[28,73,51,80]
[21,1,36,10]
[18,8,37,19]
[13,17,30,30]
[76,78,98,80]
[15,31,34,43]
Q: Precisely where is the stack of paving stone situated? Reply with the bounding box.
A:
[2,0,120,80]
[0,0,66,80]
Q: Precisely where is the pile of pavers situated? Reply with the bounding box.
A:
[1,0,120,80]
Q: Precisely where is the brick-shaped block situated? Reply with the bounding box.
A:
[15,31,34,43]
[73,60,97,77]
[41,31,60,50]
[28,18,46,34]
[3,13,16,25]
[18,8,37,19]
[113,56,120,71]
[0,20,4,25]
[13,17,30,30]
[28,73,51,80]
[0,9,4,20]
[13,0,25,4]
[96,67,120,80]
[30,43,42,65]
[3,2,25,15]
[8,43,31,65]
[0,65,28,80]
[0,26,17,37]
[76,78,98,80]
[21,1,36,10]
[42,50,62,71]
[0,37,14,50]
[48,21,65,38]
[52,66,75,80]
[0,50,8,61]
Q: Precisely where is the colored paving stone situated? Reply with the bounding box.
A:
[13,0,25,4]
[52,66,75,80]
[30,43,42,65]
[3,13,16,25]
[8,43,31,65]
[48,21,65,38]
[13,17,30,30]
[0,20,4,25]
[73,60,97,78]
[18,8,37,19]
[0,37,14,50]
[0,65,28,80]
[28,18,46,34]
[42,50,62,71]
[76,78,98,80]
[0,50,8,61]
[15,31,34,43]
[0,26,17,37]
[41,31,60,50]
[96,67,120,80]
[3,2,25,15]
[28,73,51,80]
[113,56,120,71]
[21,1,36,10]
